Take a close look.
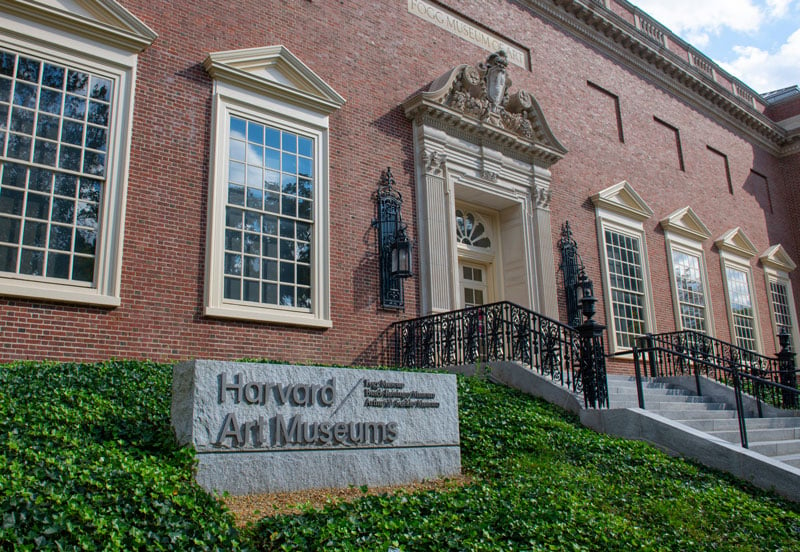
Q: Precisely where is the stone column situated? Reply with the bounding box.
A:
[531,166,558,319]
[415,148,455,315]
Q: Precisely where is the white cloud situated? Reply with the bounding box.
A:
[719,28,800,92]
[765,0,795,17]
[685,31,711,48]
[632,0,764,35]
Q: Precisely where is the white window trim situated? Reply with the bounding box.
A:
[596,212,656,352]
[665,238,714,334]
[592,181,656,353]
[760,245,800,351]
[0,2,155,307]
[720,254,761,353]
[203,46,344,328]
[660,207,714,334]
[716,228,761,353]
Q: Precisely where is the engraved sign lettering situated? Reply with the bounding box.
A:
[407,0,529,69]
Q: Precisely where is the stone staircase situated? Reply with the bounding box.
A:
[450,361,800,501]
[607,375,800,469]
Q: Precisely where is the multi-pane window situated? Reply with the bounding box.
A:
[223,116,313,310]
[671,250,707,331]
[725,266,757,351]
[769,280,794,337]
[461,264,487,307]
[605,229,646,348]
[0,49,110,284]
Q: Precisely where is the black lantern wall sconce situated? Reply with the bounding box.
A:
[373,168,413,309]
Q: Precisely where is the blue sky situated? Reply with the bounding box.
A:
[631,0,800,94]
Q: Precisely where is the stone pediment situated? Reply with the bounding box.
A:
[591,181,653,221]
[714,227,758,258]
[403,51,567,167]
[760,244,797,272]
[204,46,345,115]
[659,207,711,242]
[4,0,157,51]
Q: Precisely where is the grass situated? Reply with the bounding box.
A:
[1,360,799,551]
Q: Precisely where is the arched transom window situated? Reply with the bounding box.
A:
[455,209,492,249]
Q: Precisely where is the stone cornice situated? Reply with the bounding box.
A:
[514,0,798,156]
[405,98,567,167]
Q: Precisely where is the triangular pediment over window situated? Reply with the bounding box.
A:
[715,227,758,258]
[760,244,797,272]
[591,181,654,221]
[659,207,711,241]
[5,0,157,51]
[204,46,346,115]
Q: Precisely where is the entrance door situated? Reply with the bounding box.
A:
[460,261,489,307]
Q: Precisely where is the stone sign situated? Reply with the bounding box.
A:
[171,360,461,495]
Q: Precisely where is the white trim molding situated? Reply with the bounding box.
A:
[715,228,761,352]
[760,244,800,351]
[592,181,656,352]
[203,46,344,328]
[402,51,565,317]
[660,207,714,334]
[0,0,155,307]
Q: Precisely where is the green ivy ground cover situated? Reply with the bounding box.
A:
[2,361,800,551]
[0,361,243,551]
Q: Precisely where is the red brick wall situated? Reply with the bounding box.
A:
[1,0,796,369]
[766,95,800,122]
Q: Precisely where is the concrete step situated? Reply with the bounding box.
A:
[656,409,738,421]
[774,454,800,468]
[748,439,800,457]
[609,392,716,403]
[611,400,732,411]
[681,416,800,432]
[709,427,800,444]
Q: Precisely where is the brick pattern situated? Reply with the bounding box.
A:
[0,0,797,373]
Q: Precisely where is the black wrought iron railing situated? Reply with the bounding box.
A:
[632,330,799,448]
[392,301,609,408]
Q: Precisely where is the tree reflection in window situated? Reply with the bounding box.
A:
[223,116,313,310]
[455,209,491,248]
[0,49,110,284]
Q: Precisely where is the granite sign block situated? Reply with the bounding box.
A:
[171,360,461,495]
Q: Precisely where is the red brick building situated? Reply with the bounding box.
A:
[0,0,798,367]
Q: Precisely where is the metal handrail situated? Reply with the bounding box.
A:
[391,301,609,408]
[638,331,798,408]
[632,332,800,448]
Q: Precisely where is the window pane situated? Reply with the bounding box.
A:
[223,116,314,310]
[725,266,757,351]
[46,252,70,279]
[671,250,706,332]
[605,229,647,348]
[0,46,119,285]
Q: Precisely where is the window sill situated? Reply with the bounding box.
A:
[204,304,332,329]
[0,279,120,307]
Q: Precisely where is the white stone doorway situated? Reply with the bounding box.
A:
[402,51,567,319]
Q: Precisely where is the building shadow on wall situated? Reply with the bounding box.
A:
[352,323,398,368]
